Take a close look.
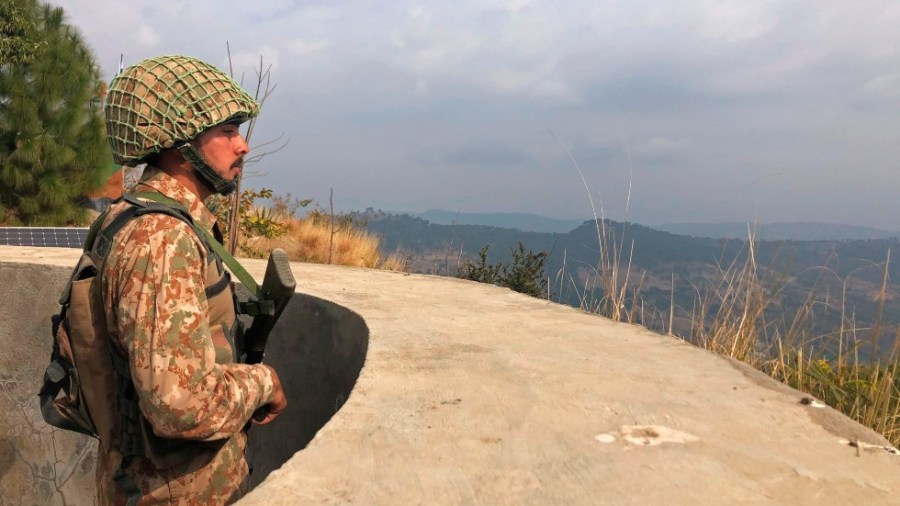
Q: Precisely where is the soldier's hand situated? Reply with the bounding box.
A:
[253,365,287,425]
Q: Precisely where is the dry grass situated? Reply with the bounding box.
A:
[568,221,900,447]
[692,239,900,446]
[551,141,900,447]
[240,215,408,271]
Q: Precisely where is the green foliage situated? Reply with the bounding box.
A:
[0,0,109,225]
[500,242,549,297]
[238,189,284,239]
[209,188,310,256]
[462,242,548,297]
[244,205,283,239]
[463,245,500,285]
[0,0,44,65]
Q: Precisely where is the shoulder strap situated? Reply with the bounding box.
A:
[129,191,264,300]
[82,207,108,252]
[57,205,146,306]
[92,203,151,261]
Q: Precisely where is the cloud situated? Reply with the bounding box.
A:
[568,139,622,169]
[862,72,900,98]
[288,38,329,57]
[486,64,556,95]
[228,45,281,75]
[693,0,778,42]
[43,0,900,229]
[445,143,534,167]
[632,137,693,160]
[135,26,160,47]
[491,0,534,13]
[415,79,429,96]
[531,80,581,102]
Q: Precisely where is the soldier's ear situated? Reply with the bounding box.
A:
[156,148,189,172]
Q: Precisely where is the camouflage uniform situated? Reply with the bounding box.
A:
[95,166,275,505]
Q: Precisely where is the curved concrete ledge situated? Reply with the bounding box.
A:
[245,293,369,486]
[1,246,899,505]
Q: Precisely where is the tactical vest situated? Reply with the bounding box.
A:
[105,193,244,470]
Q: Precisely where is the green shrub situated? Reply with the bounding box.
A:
[462,241,548,298]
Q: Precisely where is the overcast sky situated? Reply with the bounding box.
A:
[48,0,900,229]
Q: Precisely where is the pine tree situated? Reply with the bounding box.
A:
[0,0,43,65]
[0,0,109,225]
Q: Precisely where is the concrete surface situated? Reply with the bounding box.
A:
[1,245,898,505]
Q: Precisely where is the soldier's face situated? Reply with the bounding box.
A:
[194,123,250,182]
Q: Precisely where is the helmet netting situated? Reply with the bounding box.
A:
[105,55,259,165]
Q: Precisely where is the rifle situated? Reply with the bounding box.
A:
[240,248,296,420]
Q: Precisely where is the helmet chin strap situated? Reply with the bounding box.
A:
[177,143,238,196]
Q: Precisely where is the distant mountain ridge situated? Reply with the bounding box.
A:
[363,211,900,350]
[411,209,585,234]
[655,222,900,241]
[403,210,898,241]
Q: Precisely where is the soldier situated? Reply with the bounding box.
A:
[97,54,288,504]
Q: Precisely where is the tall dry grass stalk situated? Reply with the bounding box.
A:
[690,228,771,364]
[551,132,637,323]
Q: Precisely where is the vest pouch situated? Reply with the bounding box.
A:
[48,322,96,434]
[45,253,121,451]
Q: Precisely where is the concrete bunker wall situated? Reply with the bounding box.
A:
[0,260,368,504]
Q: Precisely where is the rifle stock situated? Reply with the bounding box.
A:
[244,248,296,365]
[240,249,295,422]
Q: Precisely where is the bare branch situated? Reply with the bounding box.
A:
[222,47,291,253]
[226,41,233,77]
[245,135,290,166]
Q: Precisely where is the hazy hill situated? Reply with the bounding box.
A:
[401,212,899,241]
[411,209,584,234]
[655,222,900,241]
[365,213,900,349]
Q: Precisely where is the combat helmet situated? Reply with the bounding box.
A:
[105,54,259,195]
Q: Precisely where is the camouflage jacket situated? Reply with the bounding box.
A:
[95,166,275,505]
